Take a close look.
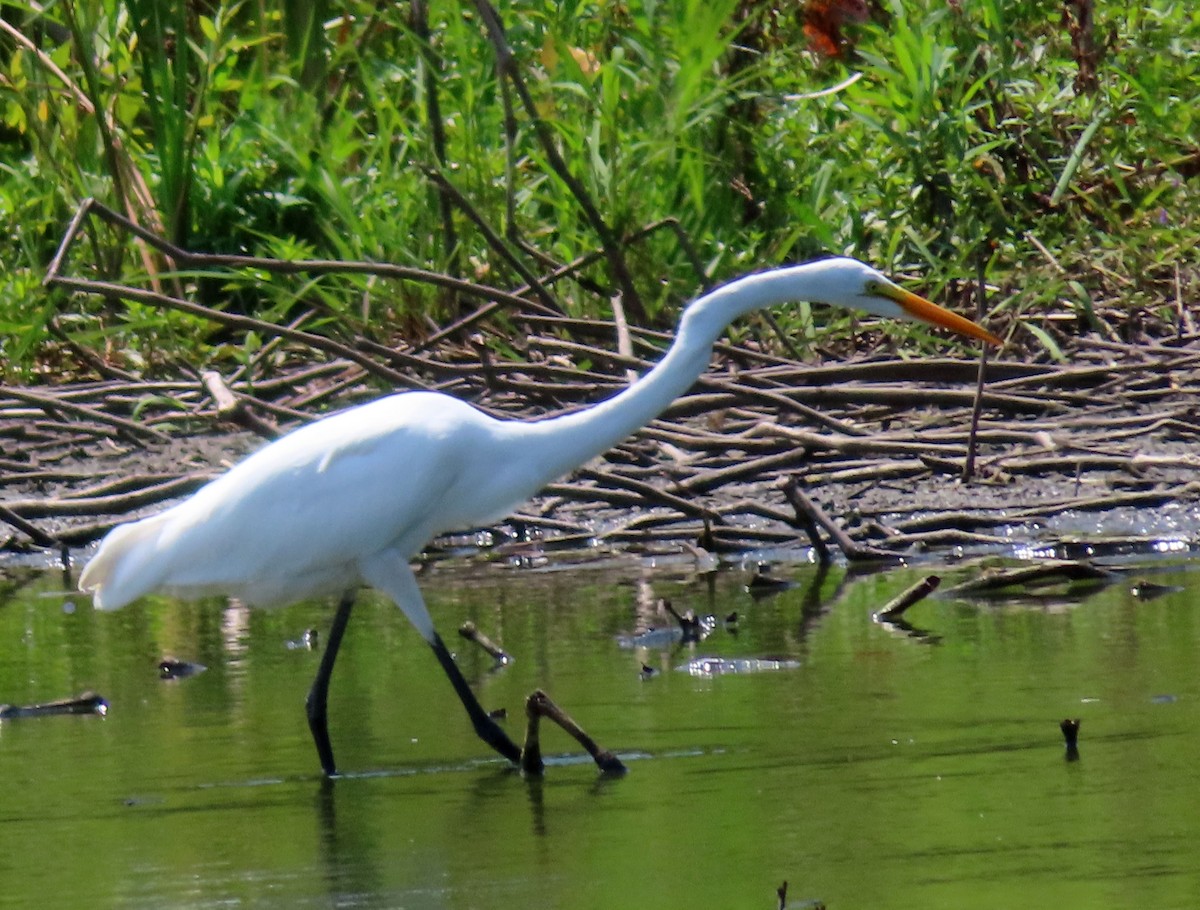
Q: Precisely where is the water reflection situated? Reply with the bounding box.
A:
[314,778,384,905]
[2,554,1200,907]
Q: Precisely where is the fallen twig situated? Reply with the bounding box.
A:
[779,475,901,564]
[942,561,1116,596]
[874,574,941,620]
[520,689,626,775]
[0,691,109,720]
[458,621,513,666]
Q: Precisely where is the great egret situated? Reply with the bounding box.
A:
[79,257,1000,775]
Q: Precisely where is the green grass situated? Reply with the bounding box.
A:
[1,0,1197,380]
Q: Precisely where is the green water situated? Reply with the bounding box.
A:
[2,555,1200,909]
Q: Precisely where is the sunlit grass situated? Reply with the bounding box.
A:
[1,0,1197,378]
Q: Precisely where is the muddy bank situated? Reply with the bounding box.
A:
[13,194,1200,567]
[5,342,1200,568]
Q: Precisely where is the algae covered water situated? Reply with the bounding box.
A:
[1,554,1199,908]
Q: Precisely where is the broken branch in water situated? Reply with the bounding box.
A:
[874,574,941,620]
[520,689,626,776]
[458,621,513,666]
[0,691,109,720]
[943,561,1116,596]
[1061,717,1081,761]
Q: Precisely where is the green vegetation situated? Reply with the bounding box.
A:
[1,0,1197,380]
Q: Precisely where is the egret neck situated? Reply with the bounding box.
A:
[519,262,852,481]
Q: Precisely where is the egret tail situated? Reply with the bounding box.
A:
[78,515,170,611]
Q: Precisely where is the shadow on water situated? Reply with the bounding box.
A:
[4,544,1200,908]
[314,777,381,903]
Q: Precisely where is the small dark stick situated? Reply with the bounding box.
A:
[0,691,108,720]
[159,658,206,679]
[776,879,826,910]
[779,476,900,563]
[521,689,626,775]
[521,692,545,775]
[1129,579,1180,600]
[944,561,1113,595]
[458,621,513,665]
[778,478,831,564]
[0,503,61,551]
[1061,718,1081,761]
[748,567,791,594]
[661,600,703,641]
[874,575,941,620]
[961,252,991,481]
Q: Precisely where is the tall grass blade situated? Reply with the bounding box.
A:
[1050,105,1109,207]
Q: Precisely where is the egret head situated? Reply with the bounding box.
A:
[811,257,1002,346]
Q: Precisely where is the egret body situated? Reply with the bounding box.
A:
[79,258,1000,774]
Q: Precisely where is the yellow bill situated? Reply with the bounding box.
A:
[884,285,1003,347]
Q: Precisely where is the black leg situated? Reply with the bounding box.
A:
[306,589,356,776]
[429,633,521,764]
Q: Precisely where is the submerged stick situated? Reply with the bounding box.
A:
[779,480,831,564]
[944,561,1114,595]
[0,691,109,720]
[521,689,626,775]
[458,621,513,666]
[1061,717,1081,761]
[874,575,941,620]
[659,598,715,640]
[520,692,545,775]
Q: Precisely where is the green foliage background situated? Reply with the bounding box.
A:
[1,0,1197,378]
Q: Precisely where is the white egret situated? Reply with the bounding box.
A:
[79,257,1000,774]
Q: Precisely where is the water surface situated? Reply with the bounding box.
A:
[2,553,1199,908]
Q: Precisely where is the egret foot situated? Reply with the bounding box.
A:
[429,633,521,764]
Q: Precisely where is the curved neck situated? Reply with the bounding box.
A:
[520,264,826,479]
